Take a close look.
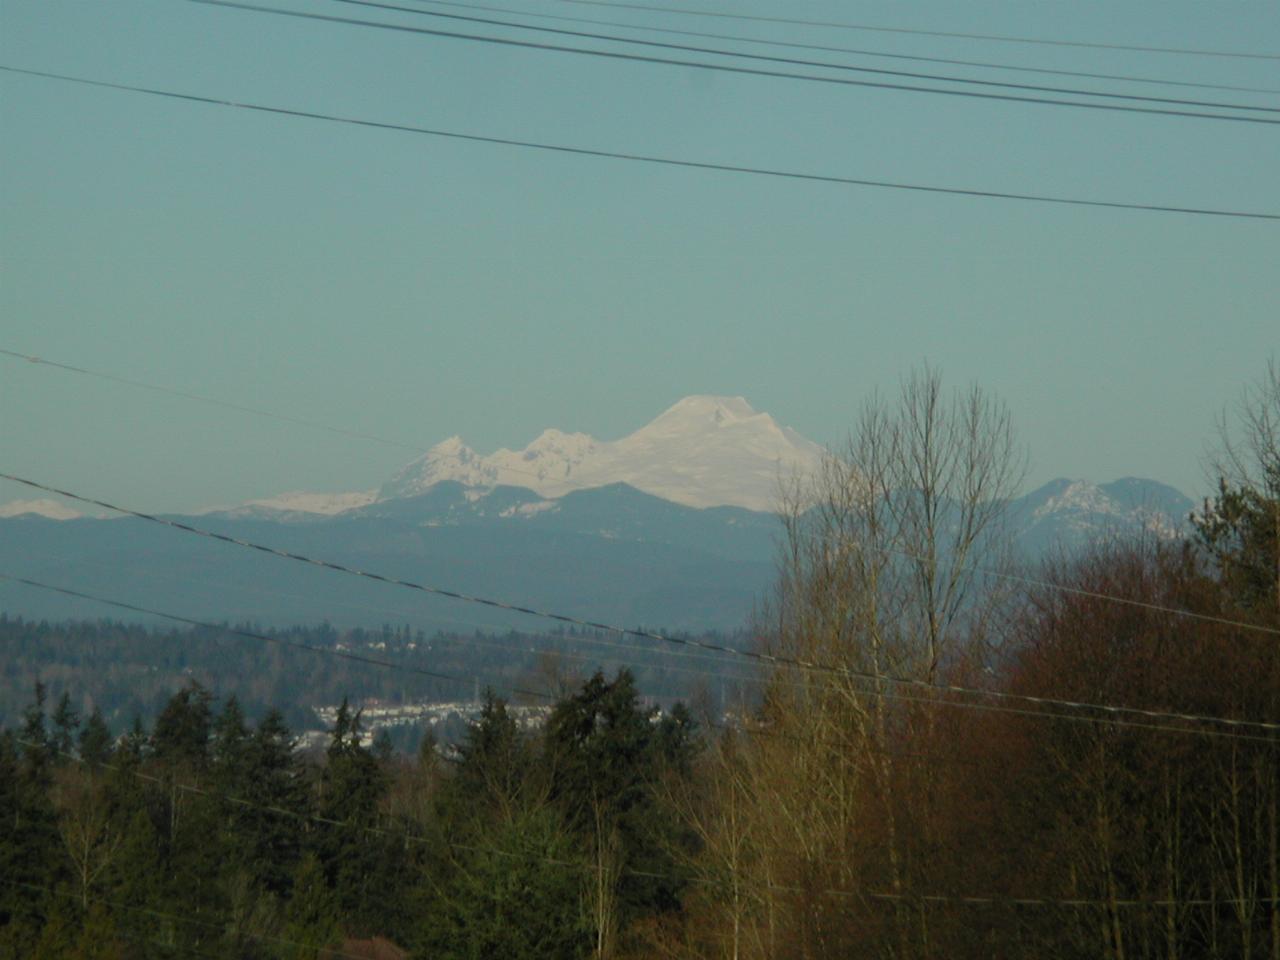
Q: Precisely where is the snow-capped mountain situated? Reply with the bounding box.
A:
[195,489,379,521]
[0,498,82,520]
[380,395,826,512]
[1010,477,1194,554]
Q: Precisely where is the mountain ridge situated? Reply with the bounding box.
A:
[380,394,825,512]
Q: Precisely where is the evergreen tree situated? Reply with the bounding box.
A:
[317,698,401,938]
[70,902,127,960]
[19,680,50,774]
[77,708,113,769]
[544,671,697,936]
[50,691,80,761]
[235,709,307,897]
[445,691,531,823]
[1,692,66,956]
[415,807,589,960]
[29,895,78,960]
[279,854,341,960]
[0,730,45,958]
[211,695,250,788]
[150,681,213,772]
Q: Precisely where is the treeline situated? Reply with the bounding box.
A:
[0,617,755,738]
[3,531,1274,958]
[661,369,1278,959]
[0,670,698,958]
[2,366,1277,958]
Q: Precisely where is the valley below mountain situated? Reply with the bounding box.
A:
[0,392,1195,633]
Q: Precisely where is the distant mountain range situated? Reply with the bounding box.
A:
[0,396,1196,631]
[379,394,825,512]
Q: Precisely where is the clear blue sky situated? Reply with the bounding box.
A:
[2,0,1277,513]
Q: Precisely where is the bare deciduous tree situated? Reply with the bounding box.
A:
[705,367,1024,959]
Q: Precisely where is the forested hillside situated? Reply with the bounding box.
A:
[3,370,1277,959]
[0,618,754,748]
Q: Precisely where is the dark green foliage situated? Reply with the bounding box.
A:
[106,807,164,949]
[212,695,250,784]
[0,616,753,734]
[77,708,112,769]
[150,680,213,771]
[50,692,79,760]
[234,708,308,897]
[1195,474,1280,613]
[0,666,707,957]
[279,854,341,959]
[317,700,406,939]
[69,902,127,960]
[444,692,533,822]
[415,807,590,960]
[0,689,66,957]
[545,670,698,924]
[19,680,50,773]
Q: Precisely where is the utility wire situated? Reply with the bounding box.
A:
[3,477,1277,741]
[400,0,1280,95]
[0,565,1031,763]
[10,747,1280,910]
[0,345,569,492]
[0,570,982,768]
[47,547,768,679]
[192,0,1280,125]
[0,572,552,703]
[790,525,1280,645]
[0,347,423,453]
[316,0,1280,114]
[8,566,1251,763]
[4,67,1276,220]
[7,348,1280,645]
[557,0,1280,61]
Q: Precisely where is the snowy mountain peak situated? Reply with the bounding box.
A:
[430,436,478,460]
[196,490,379,520]
[381,437,493,499]
[1017,477,1194,549]
[656,395,759,426]
[0,498,82,521]
[522,429,597,460]
[381,396,826,511]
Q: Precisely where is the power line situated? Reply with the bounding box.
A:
[0,345,579,494]
[557,0,1280,61]
[4,349,1278,645]
[0,572,554,703]
[0,569,982,769]
[3,476,1277,740]
[0,564,989,760]
[47,547,767,679]
[4,66,1276,220]
[0,347,424,453]
[8,466,1280,648]
[11,565,1265,762]
[791,526,1280,645]
[10,751,1280,911]
[400,0,1280,95]
[315,0,1280,114]
[192,0,1280,125]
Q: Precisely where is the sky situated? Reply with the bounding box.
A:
[2,0,1277,515]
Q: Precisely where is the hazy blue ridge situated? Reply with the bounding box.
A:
[0,478,1192,632]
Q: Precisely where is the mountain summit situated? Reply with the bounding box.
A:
[380,395,826,511]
